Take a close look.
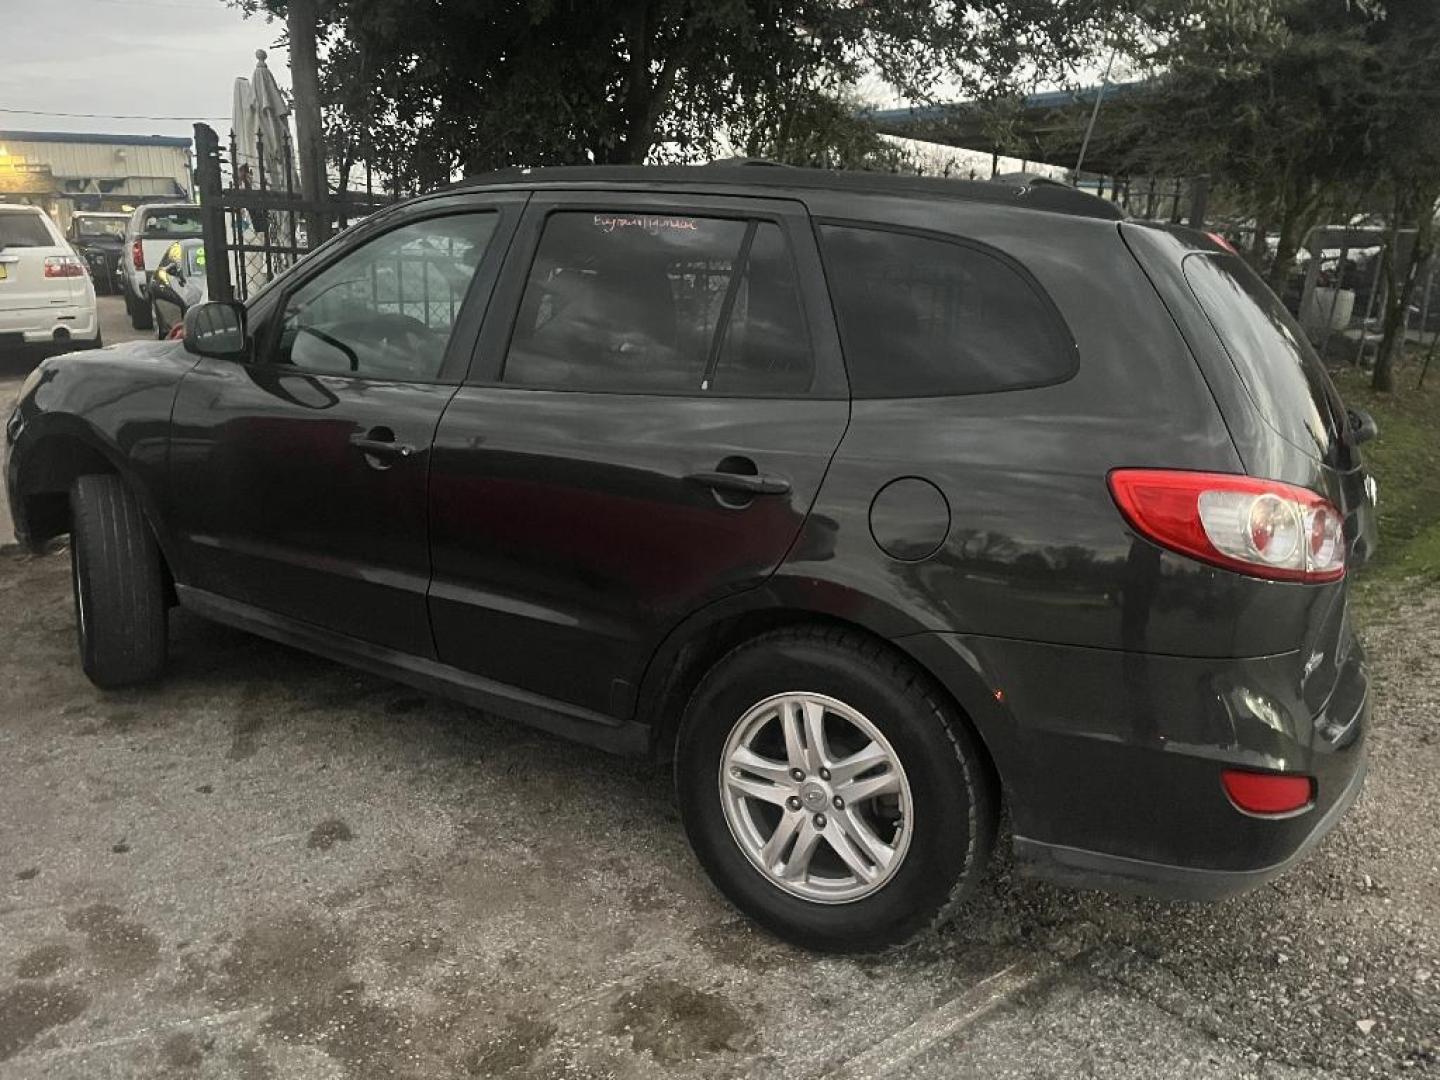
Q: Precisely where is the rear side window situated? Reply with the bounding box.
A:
[504,212,813,395]
[1182,253,1345,459]
[142,208,203,236]
[818,224,1075,397]
[0,212,55,248]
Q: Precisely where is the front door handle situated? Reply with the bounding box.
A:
[684,470,791,496]
[350,428,414,461]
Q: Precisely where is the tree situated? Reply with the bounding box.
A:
[1359,0,1440,391]
[1113,0,1382,290]
[234,0,1142,186]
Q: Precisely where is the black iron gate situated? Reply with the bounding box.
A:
[193,121,400,304]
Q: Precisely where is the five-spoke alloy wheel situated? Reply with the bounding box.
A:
[720,692,913,903]
[678,626,996,952]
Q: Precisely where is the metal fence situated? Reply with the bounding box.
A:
[193,122,403,304]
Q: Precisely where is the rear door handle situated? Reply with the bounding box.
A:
[685,470,791,496]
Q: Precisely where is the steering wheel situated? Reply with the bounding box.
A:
[365,313,443,375]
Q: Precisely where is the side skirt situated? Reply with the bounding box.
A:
[175,584,651,756]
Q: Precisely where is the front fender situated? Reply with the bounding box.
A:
[6,345,192,565]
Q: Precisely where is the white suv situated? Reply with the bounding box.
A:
[0,205,100,352]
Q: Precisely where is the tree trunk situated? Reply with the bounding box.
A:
[1247,218,1270,275]
[1373,186,1438,392]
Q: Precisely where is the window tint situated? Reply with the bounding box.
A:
[1182,253,1345,461]
[818,225,1074,398]
[504,212,813,394]
[142,208,203,236]
[0,211,54,248]
[273,213,497,381]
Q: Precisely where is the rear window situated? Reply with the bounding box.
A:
[0,211,55,248]
[1182,253,1346,460]
[818,224,1076,398]
[142,208,203,236]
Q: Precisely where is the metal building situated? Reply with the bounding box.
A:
[0,130,193,230]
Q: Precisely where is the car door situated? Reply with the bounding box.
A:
[166,194,524,655]
[427,191,850,719]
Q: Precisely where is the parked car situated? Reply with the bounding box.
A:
[0,204,100,353]
[65,211,129,295]
[5,167,1377,952]
[148,239,208,338]
[120,202,203,331]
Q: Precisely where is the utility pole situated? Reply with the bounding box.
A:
[287,0,329,244]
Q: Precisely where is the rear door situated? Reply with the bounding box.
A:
[427,191,850,719]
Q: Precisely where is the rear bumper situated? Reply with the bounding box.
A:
[1013,742,1367,899]
[0,305,99,345]
[899,626,1369,900]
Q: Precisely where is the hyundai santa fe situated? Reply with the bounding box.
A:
[4,167,1376,951]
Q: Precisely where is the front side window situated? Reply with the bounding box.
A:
[818,225,1076,398]
[272,213,498,381]
[504,211,813,395]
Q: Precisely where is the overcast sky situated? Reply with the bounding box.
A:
[5,0,288,141]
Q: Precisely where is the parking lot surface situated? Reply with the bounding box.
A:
[1,303,1436,1078]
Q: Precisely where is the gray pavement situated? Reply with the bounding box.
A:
[0,305,1436,1077]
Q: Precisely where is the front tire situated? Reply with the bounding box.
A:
[676,626,996,952]
[70,475,168,688]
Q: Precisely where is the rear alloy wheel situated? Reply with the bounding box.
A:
[677,626,996,952]
[70,474,168,688]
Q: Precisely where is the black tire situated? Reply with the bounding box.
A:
[69,475,168,688]
[129,291,153,331]
[676,625,997,952]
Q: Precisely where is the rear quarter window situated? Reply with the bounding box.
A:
[817,224,1076,398]
[1182,252,1345,460]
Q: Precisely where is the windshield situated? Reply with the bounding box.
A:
[75,216,127,239]
[0,212,54,249]
[1182,252,1348,463]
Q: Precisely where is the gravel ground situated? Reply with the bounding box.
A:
[0,311,1436,1078]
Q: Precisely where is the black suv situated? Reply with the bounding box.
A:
[4,168,1375,951]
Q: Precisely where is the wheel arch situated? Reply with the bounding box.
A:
[11,421,177,588]
[637,589,1012,805]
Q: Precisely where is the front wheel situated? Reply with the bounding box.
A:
[676,626,997,952]
[70,475,168,688]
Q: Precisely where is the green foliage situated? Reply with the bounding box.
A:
[236,0,1142,184]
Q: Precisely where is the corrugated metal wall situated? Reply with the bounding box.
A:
[0,138,189,188]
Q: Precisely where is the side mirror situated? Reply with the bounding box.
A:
[183,300,249,361]
[1348,408,1378,445]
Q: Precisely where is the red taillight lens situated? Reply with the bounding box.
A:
[1205,231,1239,255]
[1108,469,1345,583]
[131,238,144,270]
[43,256,85,279]
[1221,769,1314,814]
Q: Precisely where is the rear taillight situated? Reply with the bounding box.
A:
[1108,469,1345,583]
[1221,769,1314,815]
[43,256,86,279]
[131,238,144,270]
